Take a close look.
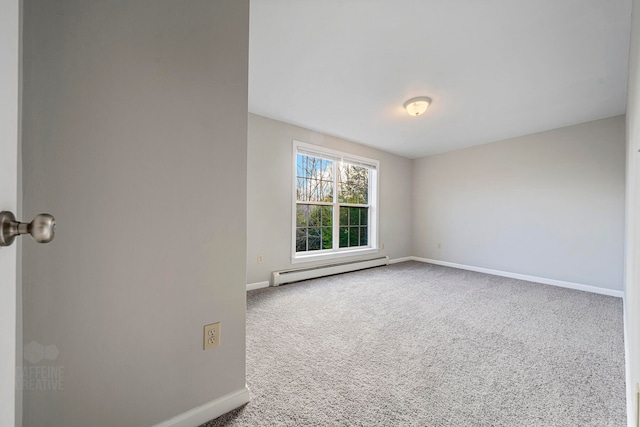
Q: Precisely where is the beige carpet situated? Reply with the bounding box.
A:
[203,261,626,426]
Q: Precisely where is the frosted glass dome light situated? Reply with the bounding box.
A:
[403,96,432,116]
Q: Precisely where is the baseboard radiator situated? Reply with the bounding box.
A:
[272,256,389,286]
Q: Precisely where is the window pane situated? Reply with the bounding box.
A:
[338,164,369,204]
[309,205,322,227]
[337,225,370,249]
[315,178,322,201]
[339,206,348,225]
[322,206,333,227]
[321,181,333,202]
[339,227,349,248]
[350,207,360,225]
[295,179,302,201]
[296,228,307,252]
[322,227,332,250]
[297,205,333,252]
[308,227,322,251]
[297,154,334,202]
[296,205,308,227]
[349,227,359,246]
[340,206,369,226]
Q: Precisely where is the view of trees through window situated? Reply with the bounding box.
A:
[296,151,371,253]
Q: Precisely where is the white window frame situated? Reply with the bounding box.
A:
[292,140,379,264]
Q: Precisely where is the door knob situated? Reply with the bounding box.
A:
[0,211,56,247]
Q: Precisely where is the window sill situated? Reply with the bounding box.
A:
[291,248,379,264]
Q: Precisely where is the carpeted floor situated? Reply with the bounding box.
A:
[202,261,626,426]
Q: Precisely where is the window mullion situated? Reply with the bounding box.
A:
[367,168,372,245]
[338,203,369,208]
[296,201,333,206]
[332,160,339,251]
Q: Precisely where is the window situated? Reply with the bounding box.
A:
[293,141,378,262]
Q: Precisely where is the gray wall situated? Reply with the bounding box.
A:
[624,0,640,422]
[412,116,626,290]
[247,114,413,284]
[21,1,249,426]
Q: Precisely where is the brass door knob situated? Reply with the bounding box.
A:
[0,211,56,247]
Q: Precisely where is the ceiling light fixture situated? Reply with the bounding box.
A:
[403,96,432,116]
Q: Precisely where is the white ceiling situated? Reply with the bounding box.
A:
[248,0,632,159]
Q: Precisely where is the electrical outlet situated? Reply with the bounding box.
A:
[380,243,385,249]
[203,322,220,350]
[438,242,442,249]
[258,254,264,264]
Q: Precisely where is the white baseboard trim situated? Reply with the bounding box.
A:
[410,257,624,298]
[153,386,250,427]
[247,281,269,291]
[389,257,412,264]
